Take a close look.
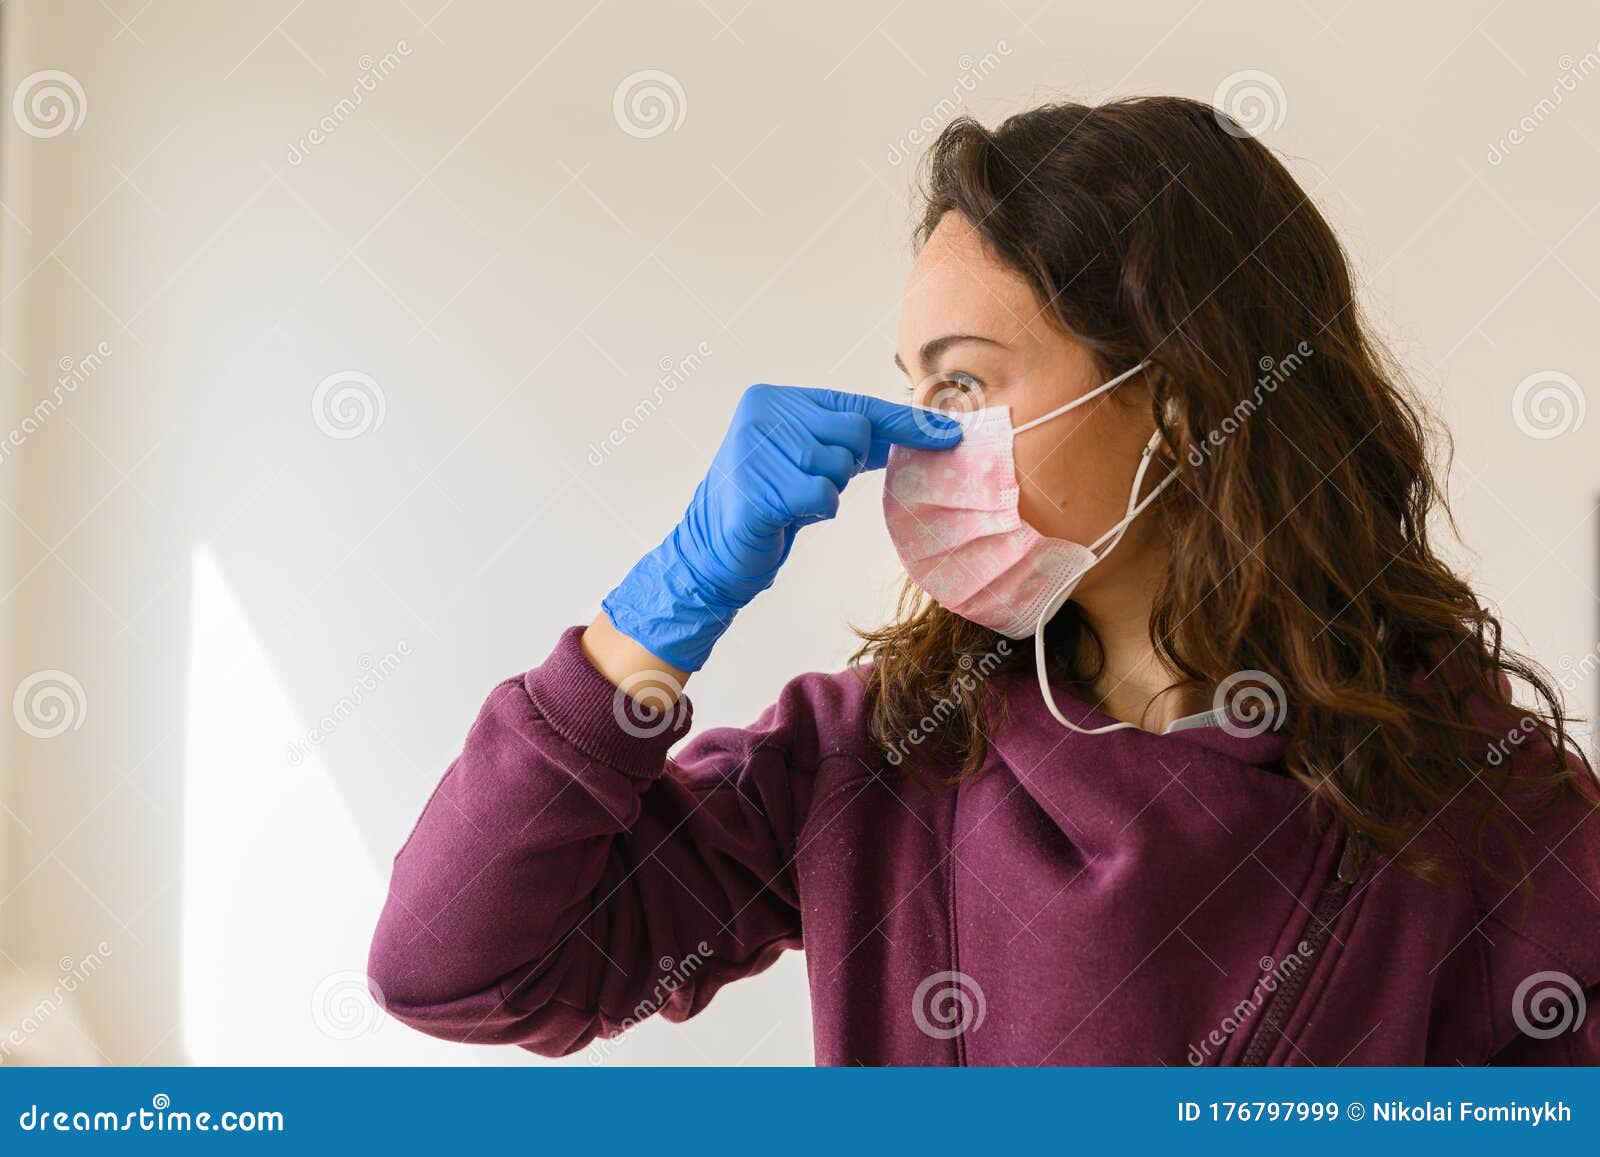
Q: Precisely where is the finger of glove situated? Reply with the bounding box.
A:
[787,409,876,483]
[792,387,964,456]
[756,408,862,489]
[801,441,860,490]
[779,467,842,524]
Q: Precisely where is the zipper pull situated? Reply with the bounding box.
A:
[1335,832,1362,888]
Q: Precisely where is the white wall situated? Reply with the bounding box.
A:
[0,0,1595,1064]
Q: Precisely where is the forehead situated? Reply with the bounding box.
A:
[898,213,1049,351]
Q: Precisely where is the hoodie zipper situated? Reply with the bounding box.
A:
[1239,833,1362,1066]
[948,783,968,1066]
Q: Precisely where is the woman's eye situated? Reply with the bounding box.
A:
[919,370,984,412]
[935,371,982,392]
[902,369,986,408]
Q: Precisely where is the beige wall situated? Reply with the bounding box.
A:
[0,0,1595,1064]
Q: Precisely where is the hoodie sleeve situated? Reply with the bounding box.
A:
[366,625,824,1056]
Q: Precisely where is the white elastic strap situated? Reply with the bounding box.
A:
[1032,430,1178,735]
[1087,433,1174,554]
[1012,361,1149,436]
[1033,621,1135,734]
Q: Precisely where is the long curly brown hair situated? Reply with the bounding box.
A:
[854,96,1596,883]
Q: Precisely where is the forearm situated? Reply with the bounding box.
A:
[582,611,690,705]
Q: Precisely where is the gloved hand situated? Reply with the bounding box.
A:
[602,384,963,672]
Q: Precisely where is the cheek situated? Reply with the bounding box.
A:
[1012,427,1131,541]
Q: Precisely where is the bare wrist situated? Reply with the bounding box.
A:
[581,613,690,705]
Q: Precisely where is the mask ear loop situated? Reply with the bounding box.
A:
[1088,431,1175,553]
[1012,361,1150,436]
[1031,430,1179,735]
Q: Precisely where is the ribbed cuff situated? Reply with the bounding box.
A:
[523,625,694,778]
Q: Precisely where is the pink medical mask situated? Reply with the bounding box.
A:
[883,361,1176,734]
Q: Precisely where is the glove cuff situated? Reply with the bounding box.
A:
[601,533,742,673]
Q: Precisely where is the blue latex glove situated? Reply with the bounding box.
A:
[602,384,963,672]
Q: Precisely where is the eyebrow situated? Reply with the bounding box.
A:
[893,333,1008,374]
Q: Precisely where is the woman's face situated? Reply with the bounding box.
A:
[894,212,1166,602]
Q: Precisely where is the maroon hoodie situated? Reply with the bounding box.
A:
[368,626,1600,1064]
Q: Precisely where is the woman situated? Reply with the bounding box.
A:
[368,97,1600,1065]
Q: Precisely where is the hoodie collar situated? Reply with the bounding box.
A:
[990,669,1290,774]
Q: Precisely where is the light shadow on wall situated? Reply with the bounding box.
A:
[180,545,480,1064]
